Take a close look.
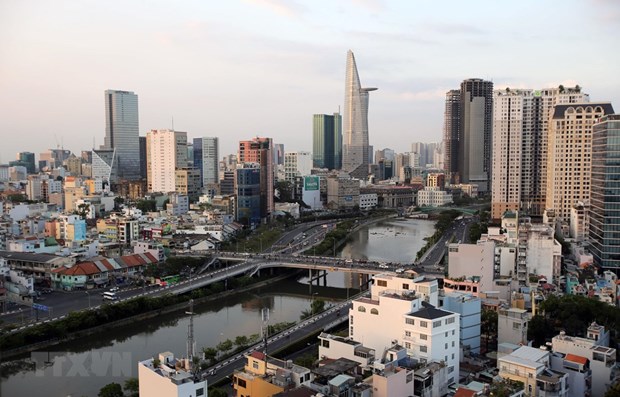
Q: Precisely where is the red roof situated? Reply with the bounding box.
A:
[454,388,476,397]
[249,351,265,360]
[565,353,588,365]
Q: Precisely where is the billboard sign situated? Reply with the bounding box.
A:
[304,176,319,191]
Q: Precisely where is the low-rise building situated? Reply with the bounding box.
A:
[417,186,452,207]
[138,352,207,397]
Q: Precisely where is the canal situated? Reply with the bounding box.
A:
[0,218,434,397]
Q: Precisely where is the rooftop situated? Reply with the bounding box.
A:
[408,303,453,320]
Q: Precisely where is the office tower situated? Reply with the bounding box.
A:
[590,114,620,270]
[238,137,274,219]
[103,89,140,180]
[284,151,312,183]
[273,144,285,166]
[545,103,614,221]
[458,79,493,192]
[15,152,35,174]
[64,154,82,175]
[139,136,147,180]
[146,129,188,193]
[411,143,428,169]
[342,50,377,179]
[491,86,590,220]
[193,137,219,188]
[92,149,117,182]
[235,163,261,226]
[39,148,71,169]
[220,170,235,195]
[443,90,461,182]
[313,113,342,170]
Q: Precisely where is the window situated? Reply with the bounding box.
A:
[322,340,330,348]
[402,283,409,290]
[196,388,205,396]
[405,331,411,337]
[370,308,379,315]
[433,320,442,328]
[420,321,428,328]
[350,316,353,324]
[358,306,366,312]
[420,346,427,353]
[452,353,455,359]
[445,343,448,349]
[405,342,411,349]
[406,318,415,325]
[446,317,455,324]
[420,334,427,340]
[238,379,247,388]
[513,321,521,330]
[350,326,354,335]
[252,360,259,369]
[377,280,387,287]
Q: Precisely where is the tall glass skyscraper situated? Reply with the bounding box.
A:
[589,113,620,271]
[313,113,342,170]
[342,50,376,179]
[193,137,219,188]
[104,89,140,180]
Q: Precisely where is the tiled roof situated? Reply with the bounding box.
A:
[250,351,266,360]
[454,388,476,397]
[565,353,588,365]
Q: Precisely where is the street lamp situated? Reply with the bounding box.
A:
[85,290,91,309]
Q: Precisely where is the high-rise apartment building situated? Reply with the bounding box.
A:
[491,86,590,220]
[342,50,376,179]
[16,152,35,174]
[589,114,620,270]
[103,89,140,180]
[146,129,188,193]
[545,103,614,221]
[193,137,219,188]
[284,151,312,183]
[238,137,274,219]
[458,79,493,192]
[443,90,461,183]
[312,113,342,170]
[235,163,261,226]
[273,143,285,166]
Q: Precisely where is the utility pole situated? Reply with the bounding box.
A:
[186,299,195,367]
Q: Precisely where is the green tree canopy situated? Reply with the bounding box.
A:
[98,382,124,397]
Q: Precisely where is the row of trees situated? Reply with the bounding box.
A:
[527,294,620,348]
[415,209,461,261]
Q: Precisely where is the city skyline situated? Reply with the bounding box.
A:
[1,1,619,162]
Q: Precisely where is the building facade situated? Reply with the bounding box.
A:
[491,87,590,220]
[313,113,342,170]
[193,137,219,188]
[103,90,140,180]
[545,103,614,221]
[146,129,188,194]
[342,50,376,179]
[238,137,274,219]
[284,151,312,183]
[589,114,620,270]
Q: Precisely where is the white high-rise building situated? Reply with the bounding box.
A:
[192,137,219,188]
[491,86,590,220]
[284,151,312,183]
[103,90,140,180]
[545,103,614,221]
[342,50,377,179]
[146,129,188,193]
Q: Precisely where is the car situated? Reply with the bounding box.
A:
[109,287,120,292]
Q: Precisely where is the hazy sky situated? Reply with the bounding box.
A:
[1,0,619,163]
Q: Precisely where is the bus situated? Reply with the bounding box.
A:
[103,291,118,301]
[159,275,181,287]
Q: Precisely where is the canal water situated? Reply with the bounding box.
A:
[0,218,434,397]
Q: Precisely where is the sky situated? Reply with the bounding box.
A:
[1,0,619,163]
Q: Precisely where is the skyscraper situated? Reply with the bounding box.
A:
[238,137,274,219]
[146,129,188,193]
[313,113,342,170]
[443,89,461,183]
[342,50,376,179]
[590,114,620,270]
[545,103,614,221]
[193,137,219,188]
[103,90,140,180]
[491,86,589,220]
[458,79,493,192]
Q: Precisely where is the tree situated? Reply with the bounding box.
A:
[202,347,218,363]
[123,378,139,397]
[481,309,498,351]
[605,382,620,397]
[275,181,294,202]
[234,335,249,348]
[136,199,157,213]
[98,382,124,397]
[216,339,233,356]
[209,388,228,397]
[294,353,316,369]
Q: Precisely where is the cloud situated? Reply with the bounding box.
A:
[425,22,486,36]
[244,0,306,18]
[349,0,386,13]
